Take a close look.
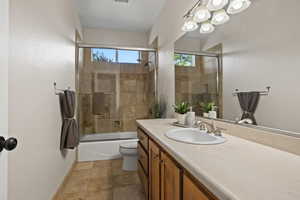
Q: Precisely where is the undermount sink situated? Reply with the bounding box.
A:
[165,128,226,145]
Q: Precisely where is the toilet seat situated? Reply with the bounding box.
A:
[120,142,138,156]
[119,141,138,171]
[120,142,137,149]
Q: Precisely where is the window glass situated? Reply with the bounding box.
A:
[118,50,140,64]
[92,48,116,62]
[174,53,196,67]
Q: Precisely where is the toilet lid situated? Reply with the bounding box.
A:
[120,142,137,149]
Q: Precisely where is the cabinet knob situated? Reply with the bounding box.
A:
[0,136,18,152]
[153,153,159,160]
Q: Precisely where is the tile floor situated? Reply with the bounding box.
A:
[56,159,146,200]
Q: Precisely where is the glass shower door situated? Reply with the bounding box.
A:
[78,47,156,141]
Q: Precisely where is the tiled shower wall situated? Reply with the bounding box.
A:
[78,48,156,135]
[175,55,221,116]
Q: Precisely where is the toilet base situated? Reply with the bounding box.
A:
[122,155,138,171]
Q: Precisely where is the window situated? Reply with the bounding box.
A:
[91,48,140,64]
[118,50,140,64]
[174,53,196,67]
[92,48,116,63]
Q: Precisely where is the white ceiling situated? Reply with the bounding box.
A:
[75,0,166,32]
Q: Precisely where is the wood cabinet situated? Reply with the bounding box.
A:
[138,161,149,198]
[137,127,218,200]
[160,151,180,200]
[149,140,161,200]
[138,143,148,174]
[148,140,181,200]
[183,174,210,200]
[138,128,149,151]
[137,128,149,200]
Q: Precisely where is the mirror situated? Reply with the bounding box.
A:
[174,0,300,134]
[174,34,222,118]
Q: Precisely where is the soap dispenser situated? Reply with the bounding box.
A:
[186,106,196,127]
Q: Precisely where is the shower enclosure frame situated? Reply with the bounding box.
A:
[174,49,223,118]
[75,43,159,141]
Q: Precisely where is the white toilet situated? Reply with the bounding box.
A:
[119,141,138,171]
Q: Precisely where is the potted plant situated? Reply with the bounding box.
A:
[151,100,166,119]
[200,102,215,118]
[173,102,190,124]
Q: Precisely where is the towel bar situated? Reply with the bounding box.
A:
[233,86,271,96]
[54,82,71,95]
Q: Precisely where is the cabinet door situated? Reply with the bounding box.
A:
[183,174,210,200]
[138,162,148,199]
[160,152,181,200]
[149,140,160,200]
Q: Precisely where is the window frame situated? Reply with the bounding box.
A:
[91,48,141,64]
[174,53,196,67]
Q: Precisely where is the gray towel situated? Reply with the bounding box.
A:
[237,91,260,125]
[59,90,79,150]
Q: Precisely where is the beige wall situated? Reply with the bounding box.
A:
[149,0,196,47]
[0,0,9,199]
[201,0,300,133]
[175,37,202,52]
[8,0,82,200]
[0,0,9,135]
[83,28,150,48]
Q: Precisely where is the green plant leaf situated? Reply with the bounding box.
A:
[173,102,190,114]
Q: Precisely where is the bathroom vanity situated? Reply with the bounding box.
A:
[137,120,221,200]
[137,119,300,200]
[137,122,216,200]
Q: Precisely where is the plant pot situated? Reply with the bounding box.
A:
[209,111,217,119]
[203,112,209,118]
[176,113,187,125]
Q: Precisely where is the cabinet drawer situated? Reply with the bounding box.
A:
[138,161,149,200]
[138,128,149,151]
[138,143,148,174]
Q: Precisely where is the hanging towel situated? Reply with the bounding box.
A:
[59,90,79,150]
[237,91,260,125]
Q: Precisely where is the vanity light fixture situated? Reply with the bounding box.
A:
[211,9,230,25]
[182,0,252,34]
[227,0,251,14]
[207,0,229,11]
[200,22,215,34]
[193,6,211,23]
[182,17,199,32]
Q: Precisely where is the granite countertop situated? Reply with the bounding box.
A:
[137,119,300,200]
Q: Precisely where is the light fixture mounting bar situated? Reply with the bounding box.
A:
[183,0,203,18]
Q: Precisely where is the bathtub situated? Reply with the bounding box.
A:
[78,131,138,162]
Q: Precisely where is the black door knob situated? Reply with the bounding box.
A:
[0,136,18,152]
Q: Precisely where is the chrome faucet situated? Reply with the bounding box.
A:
[197,120,225,137]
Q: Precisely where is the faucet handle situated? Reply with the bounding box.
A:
[214,129,223,137]
[196,121,207,131]
[213,127,226,136]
